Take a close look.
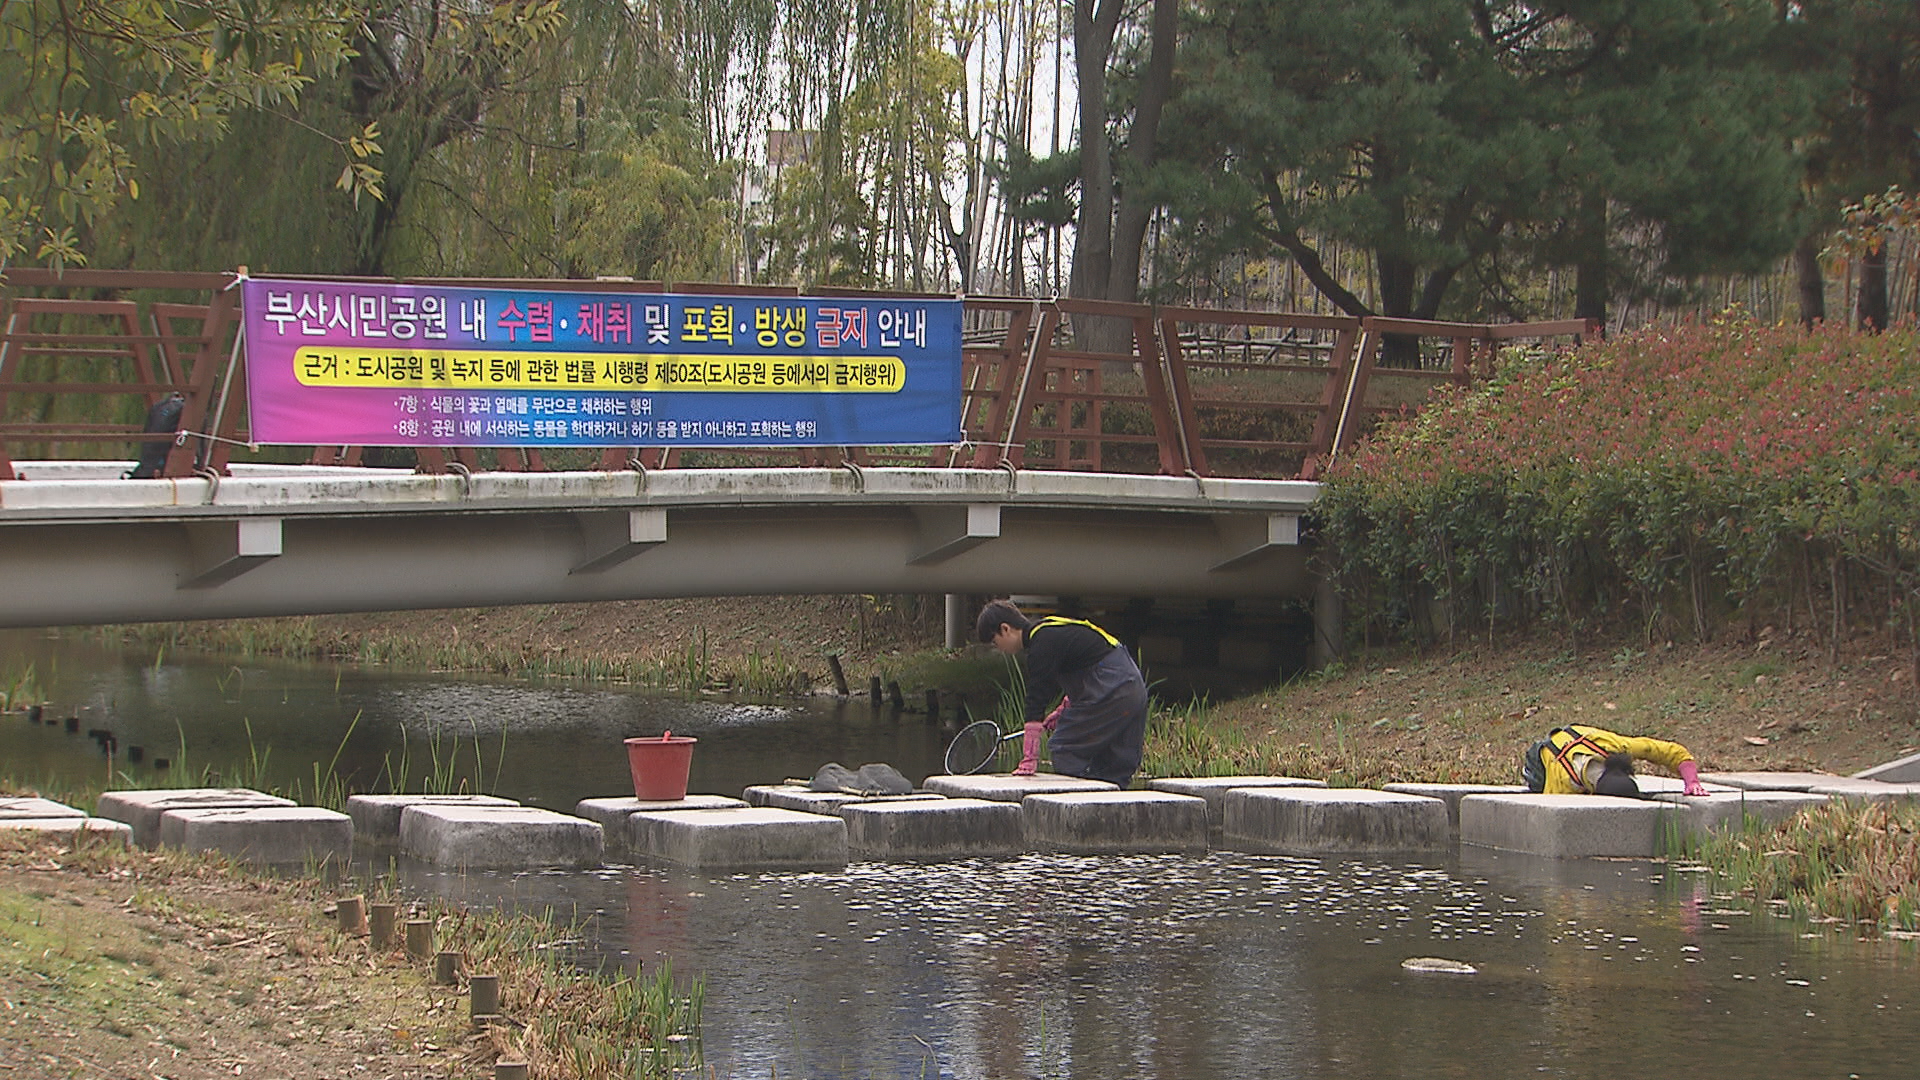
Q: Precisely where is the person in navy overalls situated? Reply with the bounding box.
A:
[976,600,1149,788]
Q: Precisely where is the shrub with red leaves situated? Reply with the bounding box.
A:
[1318,317,1920,647]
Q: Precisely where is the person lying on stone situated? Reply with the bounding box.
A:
[1521,724,1709,797]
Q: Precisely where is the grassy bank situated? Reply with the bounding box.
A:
[0,826,701,1078]
[1684,799,1920,932]
[89,594,948,698]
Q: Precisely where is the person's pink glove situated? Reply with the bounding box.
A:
[1042,697,1069,732]
[1013,721,1046,775]
[1679,760,1708,796]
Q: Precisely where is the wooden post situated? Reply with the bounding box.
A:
[470,974,501,1023]
[405,918,433,960]
[826,654,849,697]
[336,895,367,936]
[494,1058,530,1080]
[367,903,398,949]
[435,950,461,985]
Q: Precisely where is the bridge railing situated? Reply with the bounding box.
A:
[0,269,1592,481]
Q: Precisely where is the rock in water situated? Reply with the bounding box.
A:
[1401,957,1478,975]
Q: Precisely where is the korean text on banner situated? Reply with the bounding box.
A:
[241,279,963,448]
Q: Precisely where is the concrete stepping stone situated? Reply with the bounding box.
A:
[630,806,847,869]
[95,788,297,848]
[1853,749,1920,783]
[1699,772,1841,792]
[1653,790,1828,839]
[1805,779,1920,803]
[920,774,1118,802]
[400,804,604,869]
[1382,783,1529,834]
[0,817,132,843]
[1148,777,1327,830]
[1022,790,1209,854]
[575,794,747,835]
[158,806,353,865]
[346,794,520,843]
[842,798,1026,859]
[0,796,87,820]
[1459,793,1681,858]
[1224,788,1448,854]
[742,784,944,816]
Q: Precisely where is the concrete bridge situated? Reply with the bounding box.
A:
[0,459,1328,652]
[1,270,1589,672]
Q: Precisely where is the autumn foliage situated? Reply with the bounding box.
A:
[1318,318,1920,650]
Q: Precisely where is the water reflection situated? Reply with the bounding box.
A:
[395,850,1920,1080]
[0,630,952,806]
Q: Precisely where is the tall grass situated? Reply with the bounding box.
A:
[99,619,818,695]
[433,903,704,1079]
[1683,799,1920,931]
[1,662,44,711]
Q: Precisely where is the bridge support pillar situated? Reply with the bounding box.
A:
[945,593,968,650]
[1312,571,1343,668]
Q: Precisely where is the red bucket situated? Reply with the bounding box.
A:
[624,734,697,801]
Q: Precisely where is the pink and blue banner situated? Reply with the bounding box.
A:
[241,278,963,447]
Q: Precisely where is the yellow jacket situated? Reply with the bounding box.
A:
[1535,725,1695,794]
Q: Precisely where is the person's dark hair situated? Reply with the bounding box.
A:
[975,600,1032,643]
[1592,751,1642,798]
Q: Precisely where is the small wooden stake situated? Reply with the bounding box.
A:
[435,950,461,985]
[404,918,433,960]
[367,903,398,949]
[336,895,367,936]
[469,974,500,1019]
[494,1058,529,1080]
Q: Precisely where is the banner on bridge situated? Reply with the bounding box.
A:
[241,278,963,448]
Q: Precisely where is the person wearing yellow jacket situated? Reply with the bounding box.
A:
[1521,724,1709,797]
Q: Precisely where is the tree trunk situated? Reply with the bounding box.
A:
[1573,192,1609,328]
[1068,0,1175,356]
[1794,231,1826,327]
[1858,243,1889,331]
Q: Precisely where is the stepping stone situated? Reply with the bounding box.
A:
[842,798,1025,859]
[1381,783,1527,834]
[158,806,353,866]
[920,774,1117,802]
[1459,793,1681,859]
[630,807,846,869]
[0,818,131,843]
[1805,779,1920,804]
[742,785,944,816]
[1653,790,1827,839]
[1022,791,1209,854]
[1699,772,1840,792]
[575,794,747,834]
[345,794,521,843]
[1225,788,1448,854]
[1148,777,1327,829]
[1853,749,1920,784]
[1631,776,1738,796]
[95,788,297,848]
[400,804,604,869]
[0,796,87,820]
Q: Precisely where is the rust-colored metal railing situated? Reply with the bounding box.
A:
[0,269,1593,482]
